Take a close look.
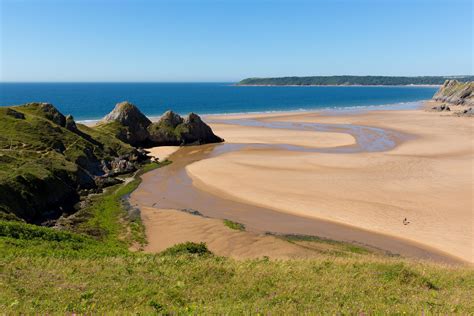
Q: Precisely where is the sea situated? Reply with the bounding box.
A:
[0,83,438,122]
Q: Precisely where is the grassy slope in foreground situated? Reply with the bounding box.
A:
[238,75,474,86]
[1,164,473,313]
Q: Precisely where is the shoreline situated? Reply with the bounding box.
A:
[77,100,426,125]
[131,105,472,264]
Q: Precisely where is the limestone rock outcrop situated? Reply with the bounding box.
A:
[5,108,25,119]
[101,101,152,146]
[100,103,224,146]
[180,113,224,144]
[37,102,67,126]
[147,111,184,145]
[65,115,79,132]
[432,80,474,106]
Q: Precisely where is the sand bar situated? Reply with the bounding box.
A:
[146,146,180,162]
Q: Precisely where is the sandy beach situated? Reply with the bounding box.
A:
[146,146,180,161]
[132,106,473,264]
[139,207,343,259]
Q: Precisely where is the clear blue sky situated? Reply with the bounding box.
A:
[0,0,472,82]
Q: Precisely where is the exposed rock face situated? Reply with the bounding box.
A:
[147,111,184,145]
[430,104,450,112]
[160,110,184,127]
[432,80,474,106]
[101,156,137,176]
[94,176,123,188]
[101,101,152,146]
[456,107,474,117]
[6,108,25,119]
[147,111,224,145]
[65,115,79,132]
[101,103,224,147]
[181,113,224,144]
[37,102,67,126]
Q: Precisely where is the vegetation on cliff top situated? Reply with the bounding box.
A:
[238,75,474,86]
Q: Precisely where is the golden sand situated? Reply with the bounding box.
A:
[185,109,473,263]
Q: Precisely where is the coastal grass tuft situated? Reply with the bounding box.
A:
[160,241,212,256]
[282,233,371,255]
[223,219,246,231]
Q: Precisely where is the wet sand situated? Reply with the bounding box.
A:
[140,207,336,259]
[131,107,472,264]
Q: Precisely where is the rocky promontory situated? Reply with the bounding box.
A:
[98,101,224,146]
[0,101,223,224]
[429,80,474,116]
[432,80,473,106]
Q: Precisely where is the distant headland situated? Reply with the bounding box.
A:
[237,75,474,86]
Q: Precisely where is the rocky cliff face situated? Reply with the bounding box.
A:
[432,80,474,106]
[101,101,152,146]
[180,113,224,144]
[147,111,185,145]
[100,103,224,146]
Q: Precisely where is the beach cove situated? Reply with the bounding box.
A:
[131,104,473,264]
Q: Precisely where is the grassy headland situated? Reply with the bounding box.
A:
[0,103,141,223]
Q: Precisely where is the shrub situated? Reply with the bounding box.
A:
[0,220,89,243]
[223,219,245,231]
[160,242,212,256]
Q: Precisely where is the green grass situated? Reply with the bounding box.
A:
[1,233,473,314]
[223,219,246,231]
[0,103,137,221]
[0,156,473,313]
[281,234,372,255]
[59,161,171,248]
[160,241,212,256]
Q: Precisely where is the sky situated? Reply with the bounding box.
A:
[0,0,472,82]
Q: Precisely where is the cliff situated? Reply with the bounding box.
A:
[0,101,223,224]
[432,80,474,107]
[0,103,147,223]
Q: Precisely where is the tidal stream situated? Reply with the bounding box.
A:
[130,118,461,264]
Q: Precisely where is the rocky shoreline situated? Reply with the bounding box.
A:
[428,80,474,116]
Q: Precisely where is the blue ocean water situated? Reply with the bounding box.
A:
[0,83,437,121]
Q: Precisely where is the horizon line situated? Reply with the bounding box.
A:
[1,74,473,84]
